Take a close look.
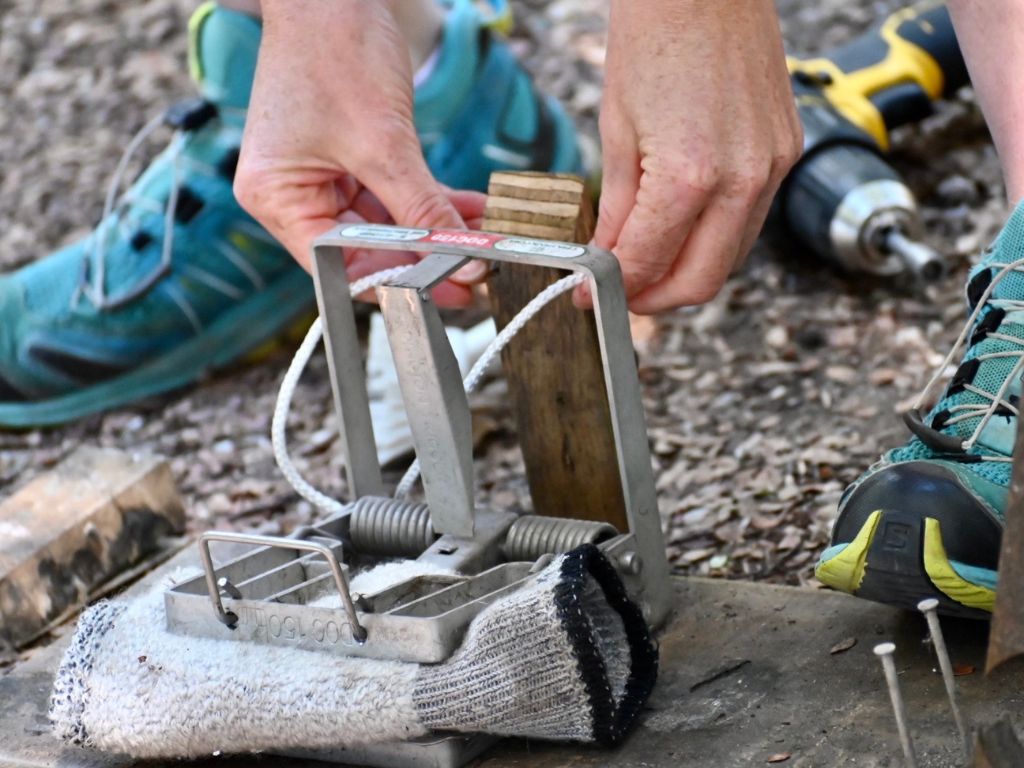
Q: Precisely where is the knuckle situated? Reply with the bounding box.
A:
[721,165,770,202]
[232,169,259,215]
[681,162,719,198]
[398,188,454,229]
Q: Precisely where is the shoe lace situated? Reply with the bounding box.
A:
[82,104,237,313]
[910,255,1024,463]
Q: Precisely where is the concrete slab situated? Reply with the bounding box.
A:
[2,548,1021,768]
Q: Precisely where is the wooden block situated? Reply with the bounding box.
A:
[484,171,628,531]
[0,447,185,650]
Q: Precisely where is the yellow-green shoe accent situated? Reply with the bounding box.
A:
[816,504,995,619]
[187,1,218,84]
[815,510,881,593]
[923,518,996,612]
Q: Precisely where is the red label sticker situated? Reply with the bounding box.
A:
[423,230,503,249]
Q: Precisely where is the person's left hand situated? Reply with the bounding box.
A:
[234,0,488,307]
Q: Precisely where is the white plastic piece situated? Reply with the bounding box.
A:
[367,314,498,466]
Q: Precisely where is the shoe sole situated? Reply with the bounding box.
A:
[816,509,995,619]
[0,269,314,428]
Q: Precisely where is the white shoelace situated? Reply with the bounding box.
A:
[84,106,247,314]
[273,269,586,513]
[911,256,1024,462]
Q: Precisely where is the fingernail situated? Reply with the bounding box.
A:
[453,259,490,283]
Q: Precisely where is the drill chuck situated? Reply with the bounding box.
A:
[830,179,945,283]
[779,90,945,284]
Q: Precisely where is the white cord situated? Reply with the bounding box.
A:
[910,255,1024,460]
[272,266,586,513]
[394,272,585,497]
[91,113,169,306]
[272,266,414,514]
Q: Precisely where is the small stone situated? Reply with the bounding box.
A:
[766,325,789,349]
[212,439,235,456]
[825,365,858,384]
[936,174,980,206]
[869,368,898,386]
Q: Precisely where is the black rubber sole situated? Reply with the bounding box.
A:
[855,509,991,620]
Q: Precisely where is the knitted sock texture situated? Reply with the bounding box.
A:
[50,546,655,758]
[414,545,658,746]
[49,583,424,759]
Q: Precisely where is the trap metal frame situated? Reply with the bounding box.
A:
[165,224,672,767]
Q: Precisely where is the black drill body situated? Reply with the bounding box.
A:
[778,2,969,282]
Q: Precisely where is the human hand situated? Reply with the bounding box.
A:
[234,0,488,307]
[588,0,802,314]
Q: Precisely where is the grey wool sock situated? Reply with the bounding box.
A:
[50,545,656,759]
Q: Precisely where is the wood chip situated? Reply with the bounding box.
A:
[830,637,857,655]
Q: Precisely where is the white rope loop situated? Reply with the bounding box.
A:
[271,266,415,514]
[272,263,587,512]
[394,271,585,498]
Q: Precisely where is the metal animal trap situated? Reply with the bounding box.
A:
[165,224,671,767]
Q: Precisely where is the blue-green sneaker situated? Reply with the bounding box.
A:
[815,202,1024,618]
[0,1,582,427]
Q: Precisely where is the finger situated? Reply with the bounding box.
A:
[351,187,392,225]
[335,211,417,303]
[450,260,491,286]
[446,189,487,224]
[333,174,362,210]
[606,167,713,302]
[734,188,776,273]
[628,195,749,314]
[577,114,641,308]
[593,114,640,252]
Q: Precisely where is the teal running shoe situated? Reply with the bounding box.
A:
[0,0,582,427]
[815,202,1024,618]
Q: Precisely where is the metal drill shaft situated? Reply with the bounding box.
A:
[917,598,970,756]
[883,229,945,284]
[874,642,918,768]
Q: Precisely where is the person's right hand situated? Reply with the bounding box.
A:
[587,0,803,314]
[234,0,488,307]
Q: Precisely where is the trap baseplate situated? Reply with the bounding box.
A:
[165,224,671,767]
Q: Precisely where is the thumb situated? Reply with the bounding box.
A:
[357,133,465,231]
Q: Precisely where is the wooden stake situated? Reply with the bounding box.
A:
[483,171,628,531]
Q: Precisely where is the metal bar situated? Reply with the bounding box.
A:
[378,256,476,537]
[312,224,672,622]
[874,642,918,768]
[198,531,366,642]
[585,257,671,625]
[917,598,970,756]
[311,244,385,498]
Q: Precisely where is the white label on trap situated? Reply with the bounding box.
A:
[494,238,586,259]
[340,225,430,242]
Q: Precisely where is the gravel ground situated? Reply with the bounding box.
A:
[0,0,1012,586]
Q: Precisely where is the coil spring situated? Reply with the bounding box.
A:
[502,516,618,562]
[349,496,435,557]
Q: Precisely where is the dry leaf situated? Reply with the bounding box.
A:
[830,637,857,655]
[953,663,975,676]
[767,754,791,764]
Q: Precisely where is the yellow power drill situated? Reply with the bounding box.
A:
[779,1,969,283]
